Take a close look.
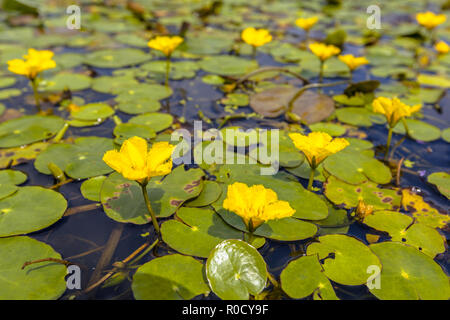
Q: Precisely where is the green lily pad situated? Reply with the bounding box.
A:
[206,239,267,300]
[141,61,199,80]
[335,107,374,127]
[323,150,392,184]
[324,176,401,210]
[117,99,161,115]
[0,115,65,148]
[161,207,264,258]
[199,55,258,76]
[101,166,204,224]
[0,186,67,237]
[393,119,441,142]
[128,112,174,132]
[363,211,445,258]
[286,161,326,182]
[113,123,156,145]
[0,88,22,99]
[0,169,27,199]
[185,181,222,207]
[309,122,346,136]
[132,254,209,300]
[369,242,450,300]
[417,74,450,88]
[181,35,234,55]
[40,73,92,92]
[427,172,450,199]
[315,198,350,236]
[280,255,338,300]
[0,236,66,299]
[221,93,249,107]
[91,75,139,94]
[71,103,114,121]
[115,84,173,102]
[84,48,150,68]
[34,137,114,179]
[442,128,450,143]
[0,77,16,88]
[0,142,48,168]
[80,175,107,202]
[307,234,381,286]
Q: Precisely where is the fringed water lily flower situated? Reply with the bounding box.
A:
[223,182,295,242]
[147,35,183,86]
[308,42,341,83]
[7,48,56,112]
[435,41,449,54]
[372,97,421,160]
[289,132,349,190]
[416,11,446,30]
[295,16,318,43]
[241,27,272,57]
[103,136,175,235]
[338,54,369,81]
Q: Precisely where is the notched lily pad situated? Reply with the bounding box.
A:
[132,254,209,300]
[427,172,450,199]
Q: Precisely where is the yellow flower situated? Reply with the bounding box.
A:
[289,131,349,167]
[147,35,183,57]
[372,97,422,128]
[103,136,175,183]
[295,16,319,31]
[241,27,272,47]
[7,48,56,79]
[416,11,446,29]
[309,42,341,61]
[355,199,374,220]
[338,54,369,71]
[223,182,295,230]
[435,41,449,54]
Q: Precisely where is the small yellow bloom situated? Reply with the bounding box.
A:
[147,35,183,57]
[103,136,175,183]
[295,16,319,31]
[7,48,56,79]
[289,131,349,167]
[309,42,341,61]
[223,182,295,230]
[241,27,272,47]
[372,97,421,128]
[416,11,446,29]
[355,199,374,220]
[338,54,369,71]
[435,41,450,54]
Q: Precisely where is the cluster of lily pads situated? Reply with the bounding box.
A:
[0,0,449,300]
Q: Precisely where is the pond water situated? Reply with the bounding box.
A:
[0,0,449,300]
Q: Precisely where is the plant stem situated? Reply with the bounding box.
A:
[252,46,257,59]
[30,78,41,112]
[307,166,316,191]
[140,183,160,235]
[319,60,324,84]
[165,56,171,87]
[385,127,393,161]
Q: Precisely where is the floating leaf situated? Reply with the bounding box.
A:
[369,242,450,300]
[0,237,66,299]
[84,48,150,68]
[115,84,173,102]
[206,239,267,300]
[417,74,450,88]
[324,176,401,210]
[249,86,295,118]
[323,150,392,184]
[101,167,204,224]
[427,172,450,199]
[113,123,156,145]
[280,255,338,300]
[363,211,445,258]
[91,75,139,94]
[309,122,346,136]
[335,107,374,127]
[70,103,114,121]
[80,175,107,202]
[34,137,114,179]
[0,169,26,199]
[128,112,174,132]
[0,186,67,237]
[393,119,441,142]
[161,207,264,258]
[199,55,258,76]
[307,234,381,286]
[0,115,64,148]
[185,181,222,207]
[40,73,92,92]
[132,254,209,300]
[290,90,335,124]
[0,142,48,168]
